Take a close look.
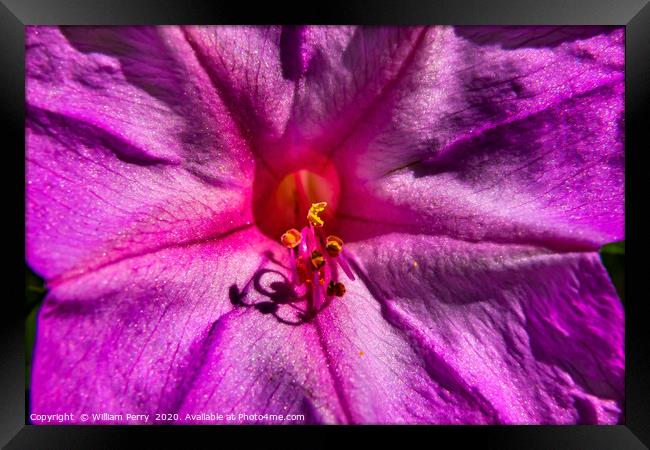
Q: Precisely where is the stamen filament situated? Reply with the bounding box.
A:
[312,270,325,309]
[336,251,355,281]
[287,248,299,285]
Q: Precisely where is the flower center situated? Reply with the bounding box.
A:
[253,159,352,317]
[254,162,340,242]
[279,202,355,317]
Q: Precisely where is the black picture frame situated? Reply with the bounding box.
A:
[2,0,648,448]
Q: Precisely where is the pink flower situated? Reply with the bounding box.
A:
[27,26,624,424]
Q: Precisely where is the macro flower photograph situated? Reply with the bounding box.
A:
[26,25,625,425]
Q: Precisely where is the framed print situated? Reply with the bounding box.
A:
[1,0,648,447]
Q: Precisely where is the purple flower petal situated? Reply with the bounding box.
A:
[28,26,255,181]
[31,227,267,423]
[39,230,622,423]
[180,26,298,172]
[26,26,257,280]
[347,235,624,424]
[285,27,427,160]
[455,26,619,49]
[324,27,623,249]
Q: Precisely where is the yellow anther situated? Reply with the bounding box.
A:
[307,202,327,227]
[327,280,346,297]
[280,228,302,249]
[325,235,343,257]
[310,250,326,270]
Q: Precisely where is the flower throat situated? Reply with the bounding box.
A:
[253,160,341,243]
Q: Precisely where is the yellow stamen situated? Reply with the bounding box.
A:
[310,250,325,270]
[325,235,343,257]
[307,202,327,227]
[280,228,302,249]
[327,280,346,297]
